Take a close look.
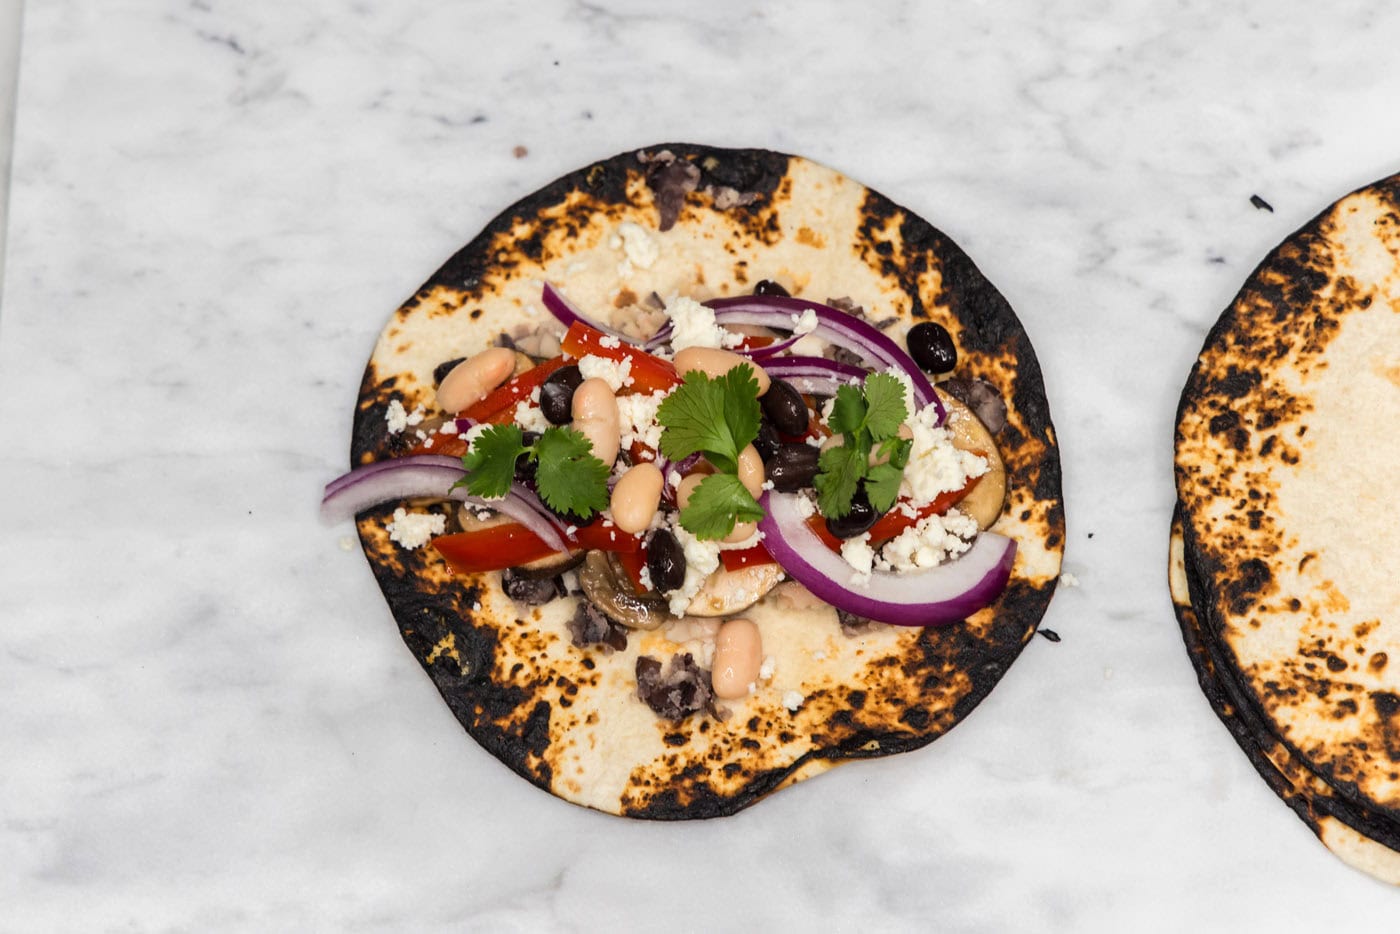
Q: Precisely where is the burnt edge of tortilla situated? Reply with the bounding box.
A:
[1172,507,1400,853]
[349,144,1063,819]
[1172,172,1400,825]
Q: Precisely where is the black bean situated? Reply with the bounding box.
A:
[753,279,790,297]
[514,431,541,483]
[501,567,565,606]
[432,357,467,385]
[906,322,957,374]
[646,529,687,595]
[767,443,820,492]
[761,378,810,436]
[753,420,781,463]
[539,365,583,424]
[824,485,880,539]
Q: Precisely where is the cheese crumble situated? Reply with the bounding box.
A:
[667,296,741,352]
[385,400,408,434]
[878,510,979,572]
[840,533,876,585]
[386,508,445,550]
[513,398,552,433]
[578,354,634,392]
[617,390,668,451]
[902,401,987,506]
[790,308,819,336]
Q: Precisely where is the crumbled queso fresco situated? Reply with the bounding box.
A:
[878,510,979,572]
[667,296,742,352]
[384,399,408,433]
[840,534,877,586]
[902,401,988,506]
[387,507,446,550]
[617,390,667,451]
[790,308,819,336]
[578,354,634,392]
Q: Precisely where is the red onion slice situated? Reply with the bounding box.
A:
[756,491,1015,626]
[542,283,631,342]
[742,335,802,358]
[647,295,941,421]
[321,455,570,552]
[705,296,941,419]
[760,356,868,397]
[321,454,464,506]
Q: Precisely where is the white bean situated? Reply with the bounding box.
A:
[611,463,664,534]
[436,347,516,414]
[571,378,620,466]
[673,347,771,396]
[711,618,763,699]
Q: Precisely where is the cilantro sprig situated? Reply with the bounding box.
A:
[656,365,764,540]
[814,373,911,518]
[455,424,610,520]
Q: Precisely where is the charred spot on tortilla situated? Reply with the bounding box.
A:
[346,144,1063,818]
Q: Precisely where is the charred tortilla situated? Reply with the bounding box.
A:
[1170,512,1400,884]
[1173,171,1400,874]
[348,144,1063,818]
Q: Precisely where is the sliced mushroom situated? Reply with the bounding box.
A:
[935,391,1007,530]
[456,506,582,577]
[577,551,673,631]
[685,564,785,618]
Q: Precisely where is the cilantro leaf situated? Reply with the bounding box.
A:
[862,373,909,440]
[878,436,912,471]
[813,376,913,519]
[657,371,734,466]
[864,462,905,513]
[679,473,764,540]
[814,444,865,519]
[826,384,868,437]
[719,365,762,465]
[531,427,610,519]
[656,365,762,473]
[456,424,527,500]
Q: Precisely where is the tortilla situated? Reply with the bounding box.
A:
[1173,171,1400,867]
[1170,511,1400,884]
[347,144,1063,818]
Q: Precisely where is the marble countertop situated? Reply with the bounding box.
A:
[5,1,1399,930]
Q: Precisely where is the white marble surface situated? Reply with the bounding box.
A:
[4,1,1400,930]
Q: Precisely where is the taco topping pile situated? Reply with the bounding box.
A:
[325,273,1012,720]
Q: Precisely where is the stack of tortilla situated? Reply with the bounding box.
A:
[1172,172,1400,883]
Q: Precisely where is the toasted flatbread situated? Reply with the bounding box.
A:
[347,144,1063,817]
[1170,511,1400,884]
[1174,170,1400,867]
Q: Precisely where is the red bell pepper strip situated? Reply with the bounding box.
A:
[462,355,570,424]
[433,519,641,575]
[561,322,681,395]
